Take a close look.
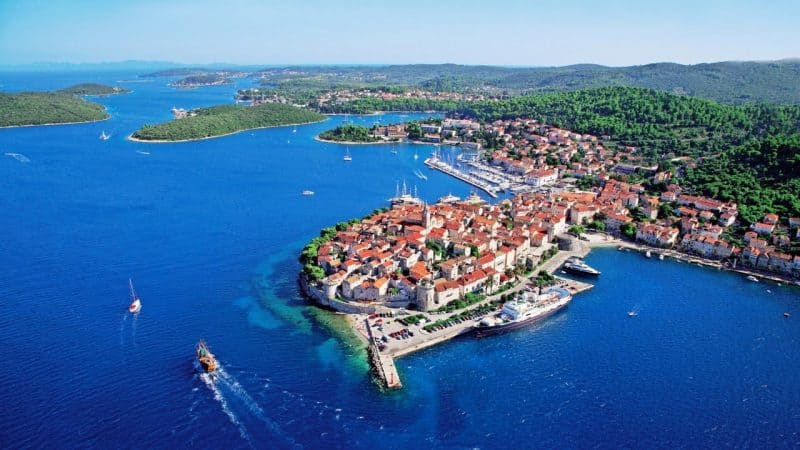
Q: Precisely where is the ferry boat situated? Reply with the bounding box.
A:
[562,256,601,276]
[474,287,572,337]
[99,131,110,141]
[302,190,315,196]
[196,340,218,373]
[128,279,142,314]
[343,148,353,161]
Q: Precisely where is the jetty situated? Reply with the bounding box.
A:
[364,318,402,389]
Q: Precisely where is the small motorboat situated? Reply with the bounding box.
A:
[196,341,218,373]
[128,278,142,314]
[784,312,791,318]
[627,311,637,318]
[658,253,665,260]
[645,250,652,258]
[302,190,315,196]
[747,275,759,282]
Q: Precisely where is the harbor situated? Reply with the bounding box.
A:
[353,236,598,390]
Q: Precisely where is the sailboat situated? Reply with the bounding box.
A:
[343,147,353,161]
[413,149,419,160]
[292,127,297,133]
[128,279,142,314]
[99,131,110,141]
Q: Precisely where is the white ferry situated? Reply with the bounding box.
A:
[474,287,572,337]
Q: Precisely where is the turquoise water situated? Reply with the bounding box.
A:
[1,71,799,448]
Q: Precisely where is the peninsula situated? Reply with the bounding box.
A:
[301,88,800,390]
[57,83,130,96]
[0,92,108,127]
[130,103,325,142]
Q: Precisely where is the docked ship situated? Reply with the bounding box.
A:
[474,287,572,337]
[196,341,218,373]
[128,278,142,314]
[562,256,601,276]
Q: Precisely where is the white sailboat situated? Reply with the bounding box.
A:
[99,131,110,141]
[413,149,419,160]
[343,147,353,161]
[128,279,142,314]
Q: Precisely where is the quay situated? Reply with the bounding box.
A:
[424,157,499,198]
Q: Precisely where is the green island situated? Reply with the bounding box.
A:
[317,124,382,143]
[130,102,326,142]
[57,83,130,96]
[0,92,108,127]
[170,74,232,88]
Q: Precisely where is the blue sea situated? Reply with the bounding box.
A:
[1,71,799,449]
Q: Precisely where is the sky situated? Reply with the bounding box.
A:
[1,0,798,67]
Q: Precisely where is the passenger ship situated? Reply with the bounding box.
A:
[474,287,572,337]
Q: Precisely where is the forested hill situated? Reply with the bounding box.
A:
[488,61,800,104]
[684,135,800,225]
[457,87,800,160]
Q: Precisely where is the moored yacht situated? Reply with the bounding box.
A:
[562,256,601,276]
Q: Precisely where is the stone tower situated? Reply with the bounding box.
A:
[415,278,435,312]
[423,202,431,233]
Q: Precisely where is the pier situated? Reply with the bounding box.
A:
[365,318,402,389]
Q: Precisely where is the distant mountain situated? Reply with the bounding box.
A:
[0,60,181,72]
[252,60,800,105]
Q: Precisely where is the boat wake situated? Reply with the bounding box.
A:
[5,152,31,163]
[118,312,139,345]
[200,371,254,446]
[198,365,297,449]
